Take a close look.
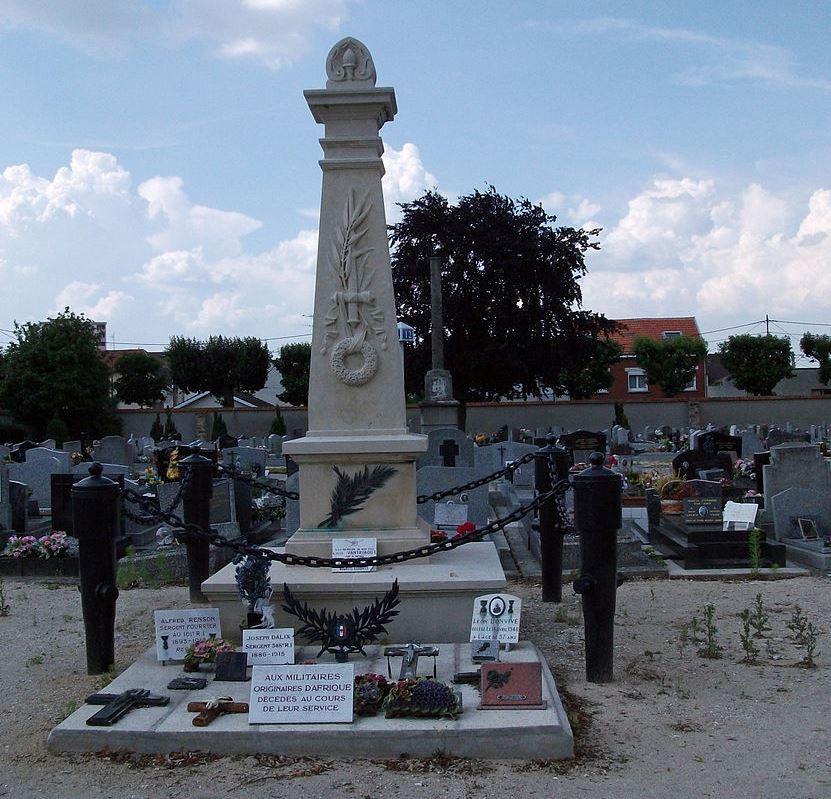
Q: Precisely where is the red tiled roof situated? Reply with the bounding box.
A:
[610,317,701,354]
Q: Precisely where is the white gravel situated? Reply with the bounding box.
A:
[0,573,828,799]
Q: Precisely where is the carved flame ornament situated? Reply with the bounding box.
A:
[323,189,388,386]
[326,37,377,86]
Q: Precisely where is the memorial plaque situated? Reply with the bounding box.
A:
[469,593,521,644]
[153,609,222,661]
[434,502,468,529]
[683,498,723,525]
[722,501,758,532]
[479,662,545,710]
[332,537,377,573]
[248,663,354,724]
[242,628,295,665]
[214,651,250,682]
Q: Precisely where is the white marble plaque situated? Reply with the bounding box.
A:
[469,593,522,644]
[242,628,295,665]
[434,502,468,528]
[332,537,376,573]
[248,663,354,724]
[722,501,758,531]
[153,608,221,661]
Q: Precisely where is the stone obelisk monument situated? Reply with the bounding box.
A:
[283,37,429,557]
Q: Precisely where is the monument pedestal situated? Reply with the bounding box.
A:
[202,542,505,644]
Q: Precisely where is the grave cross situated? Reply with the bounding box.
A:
[439,439,459,467]
[384,642,440,679]
[187,696,249,727]
[85,688,170,726]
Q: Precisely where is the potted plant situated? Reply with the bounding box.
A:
[183,637,234,672]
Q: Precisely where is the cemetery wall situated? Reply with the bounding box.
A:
[4,396,829,442]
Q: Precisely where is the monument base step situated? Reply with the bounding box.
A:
[203,542,506,644]
[47,641,573,760]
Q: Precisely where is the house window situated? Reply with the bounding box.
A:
[662,330,682,338]
[626,368,648,393]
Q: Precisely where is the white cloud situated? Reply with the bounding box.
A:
[381,143,438,221]
[53,281,131,319]
[583,177,831,339]
[0,0,353,69]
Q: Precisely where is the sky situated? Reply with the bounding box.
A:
[1,1,830,364]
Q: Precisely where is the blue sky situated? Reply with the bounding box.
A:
[1,1,830,364]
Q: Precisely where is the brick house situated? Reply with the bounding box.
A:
[605,317,707,400]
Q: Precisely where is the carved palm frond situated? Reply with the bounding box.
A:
[320,464,396,528]
[350,578,400,641]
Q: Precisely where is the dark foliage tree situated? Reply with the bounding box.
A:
[558,338,622,399]
[389,187,617,417]
[631,335,708,398]
[800,332,831,385]
[150,413,164,441]
[269,407,287,436]
[166,335,271,407]
[210,411,228,441]
[273,342,311,406]
[718,334,794,395]
[163,408,180,440]
[114,351,168,408]
[0,309,112,437]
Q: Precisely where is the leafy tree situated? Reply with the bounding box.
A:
[166,335,271,407]
[613,402,630,430]
[800,333,831,384]
[718,334,794,395]
[44,415,69,447]
[0,309,112,437]
[273,342,311,406]
[631,335,707,398]
[389,187,617,418]
[558,338,622,399]
[113,351,167,408]
[163,408,180,440]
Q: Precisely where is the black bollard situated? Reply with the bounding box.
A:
[534,435,571,603]
[181,452,214,603]
[572,451,622,683]
[71,463,120,675]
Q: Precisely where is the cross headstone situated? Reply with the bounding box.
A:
[84,689,169,726]
[439,438,460,467]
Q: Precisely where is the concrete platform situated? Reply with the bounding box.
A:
[47,641,574,760]
[203,543,506,644]
[665,559,810,580]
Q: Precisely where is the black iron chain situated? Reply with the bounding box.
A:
[415,450,537,504]
[117,477,571,569]
[216,463,300,500]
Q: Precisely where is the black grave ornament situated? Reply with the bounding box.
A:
[281,579,400,662]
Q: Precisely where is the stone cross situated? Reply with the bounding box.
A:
[384,642,440,679]
[187,696,249,726]
[84,688,169,726]
[440,439,459,467]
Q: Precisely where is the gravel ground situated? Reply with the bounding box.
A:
[0,573,828,799]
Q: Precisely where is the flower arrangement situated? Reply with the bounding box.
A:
[165,448,180,481]
[144,466,163,487]
[430,521,476,543]
[353,673,389,715]
[733,458,756,481]
[3,532,70,559]
[234,553,272,623]
[381,677,462,719]
[183,637,234,672]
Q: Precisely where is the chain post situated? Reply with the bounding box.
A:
[572,452,623,683]
[71,463,120,675]
[534,434,570,602]
[181,452,213,603]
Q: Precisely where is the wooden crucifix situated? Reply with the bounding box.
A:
[384,643,439,679]
[187,696,249,727]
[85,688,170,726]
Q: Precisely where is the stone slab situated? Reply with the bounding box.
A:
[47,641,573,759]
[664,560,809,580]
[203,543,506,644]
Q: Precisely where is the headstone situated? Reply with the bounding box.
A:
[93,436,134,467]
[38,438,57,450]
[695,430,742,458]
[558,430,607,465]
[222,446,267,477]
[61,440,82,455]
[216,434,239,450]
[266,434,283,454]
[417,466,490,529]
[9,481,27,533]
[763,444,831,507]
[418,428,474,469]
[767,429,810,447]
[9,440,37,462]
[25,446,71,470]
[770,486,831,542]
[671,449,732,481]
[0,462,11,533]
[8,450,70,509]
